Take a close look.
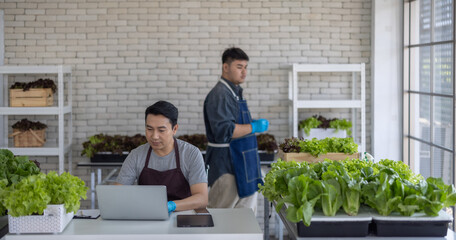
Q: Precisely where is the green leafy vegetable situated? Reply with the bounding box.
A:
[177,134,208,151]
[281,137,358,157]
[298,116,353,136]
[82,134,147,158]
[2,171,88,217]
[0,149,41,216]
[260,157,456,226]
[298,117,321,135]
[255,133,278,153]
[361,170,401,216]
[277,175,321,226]
[329,119,352,136]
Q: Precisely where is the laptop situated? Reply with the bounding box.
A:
[96,185,169,220]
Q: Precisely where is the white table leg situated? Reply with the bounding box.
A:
[90,171,95,209]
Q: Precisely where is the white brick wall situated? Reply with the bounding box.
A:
[2,0,371,233]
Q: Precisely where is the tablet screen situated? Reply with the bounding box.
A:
[177,214,214,227]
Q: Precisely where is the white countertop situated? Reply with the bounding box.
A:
[5,208,263,240]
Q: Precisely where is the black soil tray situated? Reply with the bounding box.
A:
[90,152,129,163]
[0,215,8,239]
[297,211,372,237]
[258,150,276,162]
[372,210,452,237]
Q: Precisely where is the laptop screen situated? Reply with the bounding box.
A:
[96,185,169,220]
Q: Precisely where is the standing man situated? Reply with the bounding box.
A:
[203,47,269,213]
[116,101,208,213]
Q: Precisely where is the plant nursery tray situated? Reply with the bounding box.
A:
[8,204,74,234]
[0,216,8,239]
[258,150,276,162]
[372,210,453,237]
[301,128,347,140]
[276,202,371,238]
[90,152,129,162]
[296,211,372,237]
[278,150,359,163]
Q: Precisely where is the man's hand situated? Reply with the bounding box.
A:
[168,201,176,213]
[251,119,269,133]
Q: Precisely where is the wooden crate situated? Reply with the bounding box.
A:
[278,150,359,163]
[10,129,46,147]
[10,88,53,107]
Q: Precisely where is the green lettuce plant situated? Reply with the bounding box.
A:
[280,137,358,157]
[0,149,40,216]
[260,158,456,226]
[298,117,321,135]
[2,171,88,217]
[81,134,147,158]
[299,116,352,136]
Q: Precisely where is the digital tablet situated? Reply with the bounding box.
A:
[176,214,214,227]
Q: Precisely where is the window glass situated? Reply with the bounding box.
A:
[409,93,431,141]
[433,96,453,149]
[410,46,431,92]
[432,147,453,184]
[410,0,432,45]
[433,44,453,95]
[434,0,453,42]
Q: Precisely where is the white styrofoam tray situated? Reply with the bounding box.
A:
[8,204,74,234]
[301,128,347,140]
[372,210,453,222]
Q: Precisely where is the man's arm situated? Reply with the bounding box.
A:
[173,182,208,211]
[232,123,252,138]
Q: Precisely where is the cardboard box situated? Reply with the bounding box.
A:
[10,88,53,107]
[278,150,359,163]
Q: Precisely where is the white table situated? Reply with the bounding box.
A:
[5,208,262,240]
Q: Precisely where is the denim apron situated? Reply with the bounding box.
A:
[210,79,263,198]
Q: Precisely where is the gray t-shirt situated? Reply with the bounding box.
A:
[116,139,207,186]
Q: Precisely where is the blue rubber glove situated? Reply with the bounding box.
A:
[167,201,176,213]
[251,119,269,133]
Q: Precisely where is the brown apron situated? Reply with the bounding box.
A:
[138,139,191,201]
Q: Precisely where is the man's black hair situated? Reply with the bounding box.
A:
[145,100,178,127]
[222,47,249,65]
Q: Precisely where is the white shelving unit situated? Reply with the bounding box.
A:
[0,65,72,174]
[288,63,366,154]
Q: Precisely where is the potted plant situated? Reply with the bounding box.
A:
[9,119,47,147]
[0,149,41,237]
[2,171,88,233]
[299,115,352,140]
[278,137,359,162]
[256,133,278,162]
[177,134,208,159]
[0,149,41,216]
[81,134,147,162]
[259,158,456,237]
[9,78,57,107]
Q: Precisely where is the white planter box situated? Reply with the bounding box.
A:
[8,204,74,234]
[301,128,347,140]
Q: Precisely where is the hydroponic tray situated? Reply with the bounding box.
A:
[297,211,371,237]
[90,152,129,162]
[372,210,453,237]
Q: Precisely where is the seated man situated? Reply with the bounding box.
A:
[116,100,208,213]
